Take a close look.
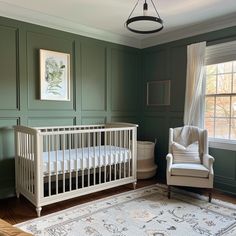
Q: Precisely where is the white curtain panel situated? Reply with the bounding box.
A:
[184,41,206,127]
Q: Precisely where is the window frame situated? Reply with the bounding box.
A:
[203,61,236,151]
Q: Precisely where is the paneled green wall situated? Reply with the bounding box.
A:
[0,14,235,198]
[0,16,140,198]
[140,26,236,195]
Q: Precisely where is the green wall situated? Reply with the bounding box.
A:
[0,16,141,198]
[0,14,236,198]
[140,26,236,195]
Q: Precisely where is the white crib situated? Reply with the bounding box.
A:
[14,123,138,217]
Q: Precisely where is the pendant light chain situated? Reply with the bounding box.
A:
[127,0,140,20]
[150,0,161,19]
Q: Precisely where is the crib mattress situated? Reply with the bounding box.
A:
[43,145,130,175]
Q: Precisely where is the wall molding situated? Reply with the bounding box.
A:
[1,2,236,49]
[142,13,236,48]
[0,1,141,49]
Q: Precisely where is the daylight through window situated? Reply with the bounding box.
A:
[204,60,236,140]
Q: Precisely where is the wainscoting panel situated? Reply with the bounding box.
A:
[142,48,170,113]
[81,116,106,125]
[168,114,184,129]
[111,48,138,112]
[26,31,75,111]
[140,115,167,179]
[111,116,138,124]
[27,117,76,127]
[210,148,236,180]
[0,26,18,110]
[169,45,187,112]
[143,49,169,81]
[81,41,106,111]
[0,118,19,198]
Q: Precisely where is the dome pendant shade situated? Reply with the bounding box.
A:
[125,0,164,34]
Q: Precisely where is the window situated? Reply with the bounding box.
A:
[204,61,236,140]
[204,40,236,146]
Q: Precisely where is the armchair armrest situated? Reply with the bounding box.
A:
[166,153,173,173]
[203,154,214,174]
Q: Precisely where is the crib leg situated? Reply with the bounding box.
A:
[36,207,42,217]
[133,181,137,190]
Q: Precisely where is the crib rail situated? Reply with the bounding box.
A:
[14,123,138,216]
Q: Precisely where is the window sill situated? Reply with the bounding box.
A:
[209,138,236,151]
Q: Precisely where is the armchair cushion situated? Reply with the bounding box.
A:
[172,141,201,164]
[171,163,209,178]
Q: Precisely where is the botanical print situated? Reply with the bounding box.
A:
[16,184,236,236]
[40,49,70,101]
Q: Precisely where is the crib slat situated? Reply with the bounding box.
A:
[128,130,131,177]
[119,130,122,180]
[25,134,28,192]
[75,133,78,190]
[93,132,96,186]
[21,134,24,190]
[104,131,107,183]
[23,134,26,190]
[29,135,32,194]
[88,133,90,187]
[22,135,24,190]
[69,133,72,192]
[62,133,65,193]
[55,133,58,195]
[98,132,101,185]
[48,135,52,196]
[124,130,126,178]
[82,133,84,188]
[114,131,117,181]
[109,131,112,182]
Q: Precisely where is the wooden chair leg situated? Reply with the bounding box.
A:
[208,189,212,203]
[167,185,171,199]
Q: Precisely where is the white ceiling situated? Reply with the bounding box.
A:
[0,0,236,48]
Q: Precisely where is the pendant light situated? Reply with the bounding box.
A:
[125,0,163,34]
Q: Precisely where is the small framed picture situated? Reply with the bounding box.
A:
[40,49,70,101]
[147,80,171,106]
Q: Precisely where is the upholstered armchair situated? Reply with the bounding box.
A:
[166,126,214,202]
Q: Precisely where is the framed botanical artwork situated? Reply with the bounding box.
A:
[40,49,70,101]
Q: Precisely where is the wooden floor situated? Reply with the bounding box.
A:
[0,178,236,225]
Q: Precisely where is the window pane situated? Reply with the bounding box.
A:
[232,96,236,118]
[215,96,230,117]
[217,63,224,74]
[218,62,232,74]
[215,118,230,139]
[233,61,236,73]
[230,118,236,140]
[233,73,236,93]
[204,118,214,137]
[205,97,214,117]
[217,74,232,94]
[206,64,217,75]
[206,75,216,94]
[224,61,233,73]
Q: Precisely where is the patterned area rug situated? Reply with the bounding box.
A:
[16,184,236,236]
